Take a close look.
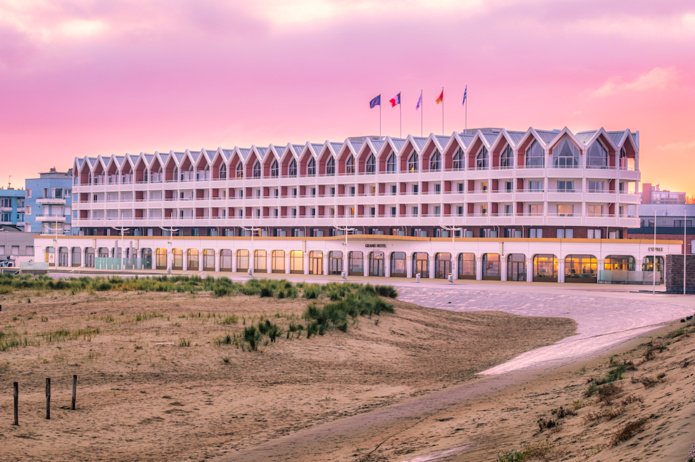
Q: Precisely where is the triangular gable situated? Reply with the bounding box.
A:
[517,128,548,152]
[574,127,618,153]
[548,127,587,154]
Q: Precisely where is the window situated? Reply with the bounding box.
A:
[525,140,545,168]
[553,138,579,168]
[457,206,464,216]
[500,145,513,169]
[412,184,418,194]
[253,162,261,178]
[587,205,603,217]
[345,155,355,174]
[429,150,441,171]
[219,164,227,179]
[452,148,464,170]
[619,147,627,170]
[292,188,297,197]
[529,181,543,192]
[557,229,574,238]
[311,187,316,197]
[288,159,297,177]
[529,228,543,238]
[236,163,243,179]
[292,208,297,217]
[481,205,487,216]
[505,181,513,192]
[407,152,418,172]
[26,189,31,199]
[528,204,543,216]
[504,205,512,216]
[481,182,488,192]
[274,188,279,197]
[391,206,397,216]
[350,186,355,196]
[434,184,441,194]
[307,158,316,176]
[588,229,602,239]
[476,147,489,170]
[391,185,397,195]
[311,208,316,217]
[326,157,335,176]
[587,140,608,168]
[412,206,418,217]
[330,187,335,196]
[270,160,279,177]
[370,207,376,217]
[458,183,464,193]
[0,245,4,254]
[557,204,574,216]
[557,181,574,192]
[386,153,396,173]
[588,181,603,192]
[434,206,441,216]
[365,154,376,174]
[25,206,31,216]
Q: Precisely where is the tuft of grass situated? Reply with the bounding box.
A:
[221,315,238,325]
[610,417,649,446]
[177,337,191,347]
[497,440,552,462]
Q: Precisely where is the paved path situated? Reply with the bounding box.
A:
[394,282,695,374]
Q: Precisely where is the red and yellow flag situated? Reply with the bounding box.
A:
[435,90,444,104]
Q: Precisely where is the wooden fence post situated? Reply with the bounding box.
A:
[13,382,18,426]
[71,375,77,410]
[46,378,51,420]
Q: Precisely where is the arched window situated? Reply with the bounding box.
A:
[253,161,261,178]
[174,167,179,181]
[619,147,627,169]
[476,146,489,170]
[270,159,279,177]
[235,163,243,179]
[326,157,335,175]
[407,152,418,172]
[452,148,463,170]
[429,150,441,171]
[219,164,227,179]
[553,138,579,168]
[587,141,608,169]
[525,140,545,168]
[345,155,355,174]
[288,159,297,177]
[366,154,376,174]
[307,158,316,176]
[500,145,513,169]
[386,153,396,173]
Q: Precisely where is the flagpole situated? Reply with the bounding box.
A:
[465,86,468,131]
[441,86,444,136]
[399,92,402,138]
[420,90,423,137]
[379,95,382,137]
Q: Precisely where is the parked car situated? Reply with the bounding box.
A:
[0,259,14,268]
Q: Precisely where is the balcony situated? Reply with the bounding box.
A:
[36,197,66,205]
[36,215,66,223]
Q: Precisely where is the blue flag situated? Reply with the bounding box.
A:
[462,85,467,105]
[369,95,381,109]
[416,91,422,110]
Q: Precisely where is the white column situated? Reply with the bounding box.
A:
[363,253,369,277]
[267,252,273,275]
[215,250,221,272]
[428,255,435,279]
[475,256,483,281]
[182,250,188,272]
[232,250,238,272]
[323,253,329,276]
[198,249,204,272]
[526,255,534,282]
[68,248,73,267]
[343,251,349,277]
[285,252,291,274]
[558,257,565,283]
[54,246,59,268]
[303,252,309,275]
[406,254,413,278]
[385,253,391,278]
[151,250,157,270]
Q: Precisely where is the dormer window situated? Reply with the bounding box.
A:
[407,152,418,172]
[307,158,316,176]
[366,154,376,174]
[553,138,579,168]
[345,155,355,175]
[236,163,243,179]
[525,140,544,168]
[587,141,608,169]
[326,157,335,176]
[476,147,489,170]
[386,153,396,173]
[253,161,261,178]
[500,145,513,169]
[270,160,279,177]
[288,159,297,177]
[453,148,463,170]
[429,150,441,171]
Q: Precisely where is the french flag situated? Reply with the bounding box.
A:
[389,92,401,107]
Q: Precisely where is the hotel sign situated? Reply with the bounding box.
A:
[648,247,663,252]
[365,244,387,248]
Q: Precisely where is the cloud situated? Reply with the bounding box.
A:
[657,141,695,152]
[593,67,678,97]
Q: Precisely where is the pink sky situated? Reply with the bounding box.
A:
[1,0,694,194]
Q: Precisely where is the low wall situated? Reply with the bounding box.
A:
[665,255,695,294]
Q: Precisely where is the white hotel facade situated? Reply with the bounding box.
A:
[35,127,680,282]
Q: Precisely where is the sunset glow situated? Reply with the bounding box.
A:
[1,0,693,193]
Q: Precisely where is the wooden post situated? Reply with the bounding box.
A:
[71,375,77,410]
[13,382,18,426]
[46,378,51,420]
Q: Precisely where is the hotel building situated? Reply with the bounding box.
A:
[34,127,682,283]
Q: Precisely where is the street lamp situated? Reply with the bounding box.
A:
[441,224,462,282]
[334,225,355,279]
[159,225,179,275]
[111,226,129,270]
[240,223,260,276]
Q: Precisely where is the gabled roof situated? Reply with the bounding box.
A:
[534,129,561,145]
[481,132,498,147]
[573,128,618,152]
[506,131,526,146]
[329,142,344,154]
[412,136,428,152]
[433,135,451,149]
[390,138,406,152]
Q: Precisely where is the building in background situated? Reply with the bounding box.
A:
[0,188,26,229]
[24,168,76,235]
[629,203,695,255]
[641,183,686,204]
[0,224,36,265]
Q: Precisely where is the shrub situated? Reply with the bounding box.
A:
[610,417,649,446]
[243,326,261,351]
[375,285,398,298]
[303,284,322,299]
[95,281,113,291]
